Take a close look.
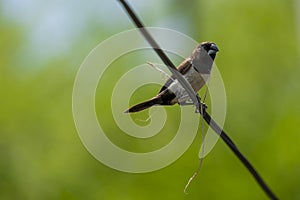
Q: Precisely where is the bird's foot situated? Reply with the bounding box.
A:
[194,103,207,113]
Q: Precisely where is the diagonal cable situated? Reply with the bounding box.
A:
[117,1,278,199]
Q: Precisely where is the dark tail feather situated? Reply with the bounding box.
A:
[124,97,162,113]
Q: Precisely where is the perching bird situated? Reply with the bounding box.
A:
[124,41,219,113]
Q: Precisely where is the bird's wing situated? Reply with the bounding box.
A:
[158,59,192,93]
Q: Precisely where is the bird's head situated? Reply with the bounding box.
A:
[198,41,219,59]
[191,41,219,74]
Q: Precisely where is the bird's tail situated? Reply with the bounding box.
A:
[124,96,162,113]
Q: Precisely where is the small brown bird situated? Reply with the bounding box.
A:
[124,41,219,113]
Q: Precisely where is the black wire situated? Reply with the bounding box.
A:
[117,0,279,199]
[117,0,200,108]
[202,111,278,200]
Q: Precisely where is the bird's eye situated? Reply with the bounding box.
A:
[204,45,211,52]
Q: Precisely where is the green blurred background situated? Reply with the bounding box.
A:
[1,0,300,199]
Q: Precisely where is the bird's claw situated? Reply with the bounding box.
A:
[194,102,207,113]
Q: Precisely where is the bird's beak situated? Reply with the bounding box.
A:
[208,44,219,55]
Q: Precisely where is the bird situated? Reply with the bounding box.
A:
[124,41,219,113]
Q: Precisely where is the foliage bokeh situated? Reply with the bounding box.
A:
[1,0,300,199]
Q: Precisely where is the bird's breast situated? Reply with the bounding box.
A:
[167,67,209,104]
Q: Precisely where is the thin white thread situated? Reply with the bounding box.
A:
[146,62,175,81]
[136,107,159,123]
[132,62,171,123]
[146,61,209,192]
[184,83,209,194]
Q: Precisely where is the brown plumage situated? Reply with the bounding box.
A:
[124,41,219,113]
